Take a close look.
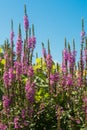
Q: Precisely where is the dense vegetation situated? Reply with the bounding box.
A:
[0,5,87,130]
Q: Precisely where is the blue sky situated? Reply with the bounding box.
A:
[0,0,87,63]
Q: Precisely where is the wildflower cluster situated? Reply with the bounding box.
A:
[0,5,87,130]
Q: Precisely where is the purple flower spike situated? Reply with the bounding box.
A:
[10,31,14,43]
[27,65,34,77]
[24,15,29,31]
[25,81,35,103]
[46,54,53,69]
[2,95,11,109]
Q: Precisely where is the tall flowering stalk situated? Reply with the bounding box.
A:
[72,39,76,75]
[80,46,84,85]
[24,5,29,32]
[16,24,22,62]
[29,24,36,64]
[42,42,47,59]
[10,20,14,67]
[24,4,29,66]
[22,40,28,74]
[80,18,86,44]
[46,40,53,92]
[62,38,68,74]
[79,19,86,85]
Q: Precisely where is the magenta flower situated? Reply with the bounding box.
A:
[32,36,36,49]
[28,36,36,49]
[3,71,9,88]
[67,51,76,69]
[50,73,59,85]
[25,81,35,103]
[0,123,7,130]
[8,68,15,85]
[22,61,28,74]
[21,51,28,74]
[14,116,19,123]
[27,65,34,77]
[62,75,66,86]
[63,49,68,60]
[62,62,67,73]
[3,68,15,87]
[77,73,82,87]
[14,61,22,80]
[46,54,53,69]
[66,74,73,86]
[14,116,22,129]
[2,95,11,109]
[28,37,32,48]
[24,15,29,31]
[16,34,22,57]
[10,31,14,43]
[4,53,8,60]
[21,109,26,119]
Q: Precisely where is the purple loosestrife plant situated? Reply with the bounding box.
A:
[1,4,87,130]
